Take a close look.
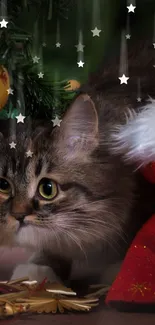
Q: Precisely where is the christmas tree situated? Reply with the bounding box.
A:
[0,0,76,120]
[0,0,154,122]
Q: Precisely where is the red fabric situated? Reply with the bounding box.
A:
[105,214,155,305]
[141,162,155,183]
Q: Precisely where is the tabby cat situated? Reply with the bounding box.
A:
[0,35,155,286]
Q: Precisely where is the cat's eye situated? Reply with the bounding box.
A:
[0,178,11,195]
[38,178,58,200]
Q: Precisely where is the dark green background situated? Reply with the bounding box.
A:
[0,0,155,120]
[7,0,155,83]
[14,0,122,84]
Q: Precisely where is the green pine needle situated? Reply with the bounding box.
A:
[0,0,76,120]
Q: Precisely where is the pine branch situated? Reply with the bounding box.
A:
[0,0,75,120]
[2,0,73,21]
[0,62,75,120]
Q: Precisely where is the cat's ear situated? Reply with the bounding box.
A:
[57,93,99,158]
[111,100,155,166]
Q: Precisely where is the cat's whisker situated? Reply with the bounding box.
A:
[40,212,122,227]
[36,214,126,242]
[50,228,61,252]
[63,230,87,258]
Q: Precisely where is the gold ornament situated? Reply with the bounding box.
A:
[64,79,81,91]
[0,278,99,318]
[0,65,10,110]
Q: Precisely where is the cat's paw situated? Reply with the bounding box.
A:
[10,263,60,283]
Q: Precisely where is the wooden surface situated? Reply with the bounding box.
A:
[2,308,155,325]
[0,247,155,325]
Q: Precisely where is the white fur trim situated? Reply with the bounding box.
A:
[112,98,155,165]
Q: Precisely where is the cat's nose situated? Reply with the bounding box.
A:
[10,199,33,221]
[11,213,27,224]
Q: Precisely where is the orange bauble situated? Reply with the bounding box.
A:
[64,79,81,91]
[0,65,10,110]
[141,162,155,184]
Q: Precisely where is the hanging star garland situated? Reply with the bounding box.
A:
[77,60,85,67]
[127,4,136,13]
[9,142,16,149]
[52,116,62,127]
[26,150,33,158]
[38,72,44,79]
[16,113,26,123]
[119,74,129,84]
[56,42,61,48]
[0,19,8,28]
[126,34,131,39]
[7,88,14,95]
[91,27,102,37]
[32,56,40,64]
[75,42,85,52]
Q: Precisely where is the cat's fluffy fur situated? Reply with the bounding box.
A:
[1,36,155,285]
[0,95,134,284]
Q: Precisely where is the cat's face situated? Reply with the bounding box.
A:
[0,94,133,257]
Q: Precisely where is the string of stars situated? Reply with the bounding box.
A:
[1,1,154,136]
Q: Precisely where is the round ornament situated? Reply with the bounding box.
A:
[64,79,81,91]
[0,65,10,110]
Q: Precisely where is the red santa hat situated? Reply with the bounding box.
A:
[105,98,155,311]
[111,97,155,179]
[105,213,155,312]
